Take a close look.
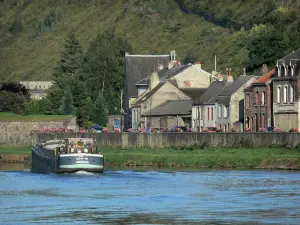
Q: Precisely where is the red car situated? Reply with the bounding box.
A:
[205,127,218,133]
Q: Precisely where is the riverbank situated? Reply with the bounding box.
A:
[1,146,300,170]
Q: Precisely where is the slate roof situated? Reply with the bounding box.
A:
[218,75,255,96]
[142,100,192,116]
[125,54,170,97]
[159,64,191,80]
[193,81,227,105]
[135,64,191,86]
[217,75,255,104]
[277,48,300,65]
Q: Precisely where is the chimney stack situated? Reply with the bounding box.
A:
[225,68,234,83]
[194,61,202,69]
[262,64,269,75]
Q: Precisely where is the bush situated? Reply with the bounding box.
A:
[289,128,297,132]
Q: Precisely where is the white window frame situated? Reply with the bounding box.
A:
[277,86,281,103]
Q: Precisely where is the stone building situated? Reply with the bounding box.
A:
[20,81,54,99]
[273,49,300,131]
[124,51,175,130]
[130,62,212,129]
[244,69,275,131]
[215,70,256,132]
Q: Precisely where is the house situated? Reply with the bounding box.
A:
[131,79,191,129]
[191,81,227,132]
[123,51,176,130]
[130,62,213,129]
[142,100,192,128]
[244,68,275,131]
[215,70,256,132]
[272,48,300,131]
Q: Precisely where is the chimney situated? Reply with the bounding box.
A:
[262,64,269,75]
[242,68,246,76]
[225,68,234,83]
[159,63,164,70]
[194,61,202,69]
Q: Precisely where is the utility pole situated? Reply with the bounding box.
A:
[120,89,123,133]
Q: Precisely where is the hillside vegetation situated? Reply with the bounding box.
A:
[0,0,300,81]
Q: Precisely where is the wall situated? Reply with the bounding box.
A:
[34,132,300,148]
[0,118,77,145]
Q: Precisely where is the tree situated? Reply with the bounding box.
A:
[94,91,108,126]
[53,30,84,89]
[246,27,287,72]
[59,88,76,115]
[82,30,132,114]
[0,82,30,114]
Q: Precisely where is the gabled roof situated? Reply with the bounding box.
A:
[159,64,191,80]
[218,75,255,96]
[277,48,300,65]
[142,100,191,116]
[193,81,226,105]
[125,54,170,97]
[253,69,275,84]
[136,76,150,86]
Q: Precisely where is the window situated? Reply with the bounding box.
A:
[207,108,210,120]
[211,108,213,120]
[200,107,204,120]
[261,113,265,128]
[277,87,281,103]
[218,105,222,118]
[290,86,294,103]
[196,107,199,119]
[255,91,259,105]
[224,106,228,118]
[261,91,265,105]
[245,94,250,109]
[283,86,287,103]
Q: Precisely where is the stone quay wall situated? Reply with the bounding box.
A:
[0,119,77,145]
[34,132,300,148]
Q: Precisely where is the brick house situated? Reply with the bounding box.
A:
[244,69,275,131]
[272,49,300,131]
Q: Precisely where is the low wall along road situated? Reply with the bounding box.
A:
[33,132,300,148]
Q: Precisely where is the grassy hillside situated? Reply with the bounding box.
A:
[0,0,299,81]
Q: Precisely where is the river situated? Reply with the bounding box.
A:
[1,164,300,225]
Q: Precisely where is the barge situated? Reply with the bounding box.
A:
[32,138,104,173]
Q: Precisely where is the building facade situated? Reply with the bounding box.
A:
[20,81,54,99]
[272,49,300,131]
[244,69,275,131]
[216,72,256,132]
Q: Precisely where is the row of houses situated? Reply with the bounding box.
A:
[123,49,300,132]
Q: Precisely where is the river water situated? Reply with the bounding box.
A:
[1,164,300,225]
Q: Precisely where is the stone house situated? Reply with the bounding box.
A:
[130,62,212,129]
[272,48,300,131]
[215,71,256,132]
[191,81,227,131]
[142,100,192,128]
[244,69,275,131]
[124,51,176,130]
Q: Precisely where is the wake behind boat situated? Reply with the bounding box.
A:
[32,138,104,173]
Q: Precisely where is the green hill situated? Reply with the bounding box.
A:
[0,0,299,81]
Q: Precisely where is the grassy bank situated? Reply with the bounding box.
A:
[1,146,300,169]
